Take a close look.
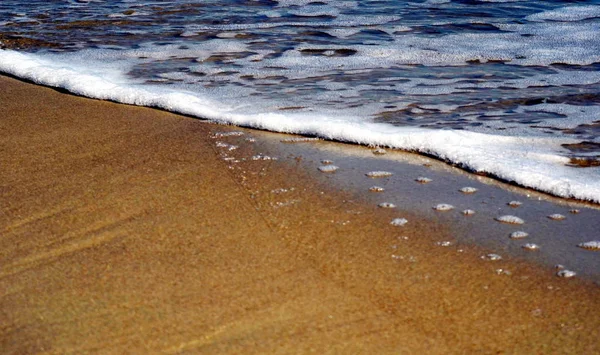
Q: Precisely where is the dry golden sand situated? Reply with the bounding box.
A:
[1,75,599,354]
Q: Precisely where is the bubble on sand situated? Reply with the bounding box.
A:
[318,165,339,173]
[415,177,432,184]
[251,154,277,161]
[281,137,320,143]
[433,203,454,211]
[369,186,385,192]
[555,264,565,270]
[391,218,408,226]
[522,243,540,251]
[557,270,576,278]
[569,209,580,214]
[436,241,452,247]
[321,159,334,165]
[245,137,256,143]
[495,215,525,225]
[366,171,393,178]
[508,201,523,207]
[547,214,566,221]
[215,142,238,151]
[496,269,512,276]
[459,187,478,194]
[577,241,600,251]
[462,209,475,216]
[372,148,387,155]
[482,253,502,261]
[510,231,529,239]
[213,131,244,138]
[378,202,396,208]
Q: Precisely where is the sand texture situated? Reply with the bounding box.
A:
[1,75,599,354]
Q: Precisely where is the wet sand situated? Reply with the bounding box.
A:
[1,75,599,354]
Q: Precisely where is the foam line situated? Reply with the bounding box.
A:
[1,49,598,203]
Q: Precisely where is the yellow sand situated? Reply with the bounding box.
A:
[1,75,599,354]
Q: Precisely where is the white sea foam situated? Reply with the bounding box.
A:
[390,218,408,226]
[366,171,393,178]
[547,214,566,221]
[522,243,540,251]
[433,203,454,211]
[459,187,478,194]
[378,202,396,209]
[495,215,525,225]
[415,177,432,184]
[509,231,529,239]
[577,241,600,251]
[1,49,600,203]
[557,269,576,278]
[318,165,339,173]
[462,209,475,216]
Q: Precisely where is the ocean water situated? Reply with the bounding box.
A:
[1,0,599,202]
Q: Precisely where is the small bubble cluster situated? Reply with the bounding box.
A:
[318,165,339,173]
[390,218,408,226]
[482,253,503,261]
[251,154,276,161]
[372,148,387,155]
[508,201,522,207]
[378,202,396,208]
[433,203,454,211]
[522,243,540,251]
[462,209,475,216]
[547,213,566,221]
[366,171,393,178]
[369,186,385,192]
[509,231,529,239]
[577,241,600,251]
[459,187,478,194]
[415,177,432,184]
[213,131,244,138]
[557,270,576,278]
[495,215,525,225]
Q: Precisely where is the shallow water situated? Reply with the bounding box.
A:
[1,0,599,202]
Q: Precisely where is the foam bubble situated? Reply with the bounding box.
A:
[436,241,452,247]
[495,215,525,224]
[462,209,475,216]
[507,201,522,207]
[318,165,339,173]
[378,202,396,208]
[557,270,576,278]
[213,131,244,138]
[577,241,600,251]
[522,243,540,251]
[509,231,529,239]
[415,177,432,184]
[547,214,566,221]
[433,203,454,211]
[570,209,580,214]
[390,218,408,226]
[321,159,334,165]
[251,154,277,161]
[372,148,387,155]
[369,186,385,192]
[366,171,393,178]
[459,187,478,194]
[482,253,502,261]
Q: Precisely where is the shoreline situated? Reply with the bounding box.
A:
[1,75,600,353]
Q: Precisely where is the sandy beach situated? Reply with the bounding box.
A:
[1,74,600,353]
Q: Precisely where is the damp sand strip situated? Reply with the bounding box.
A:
[1,75,600,354]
